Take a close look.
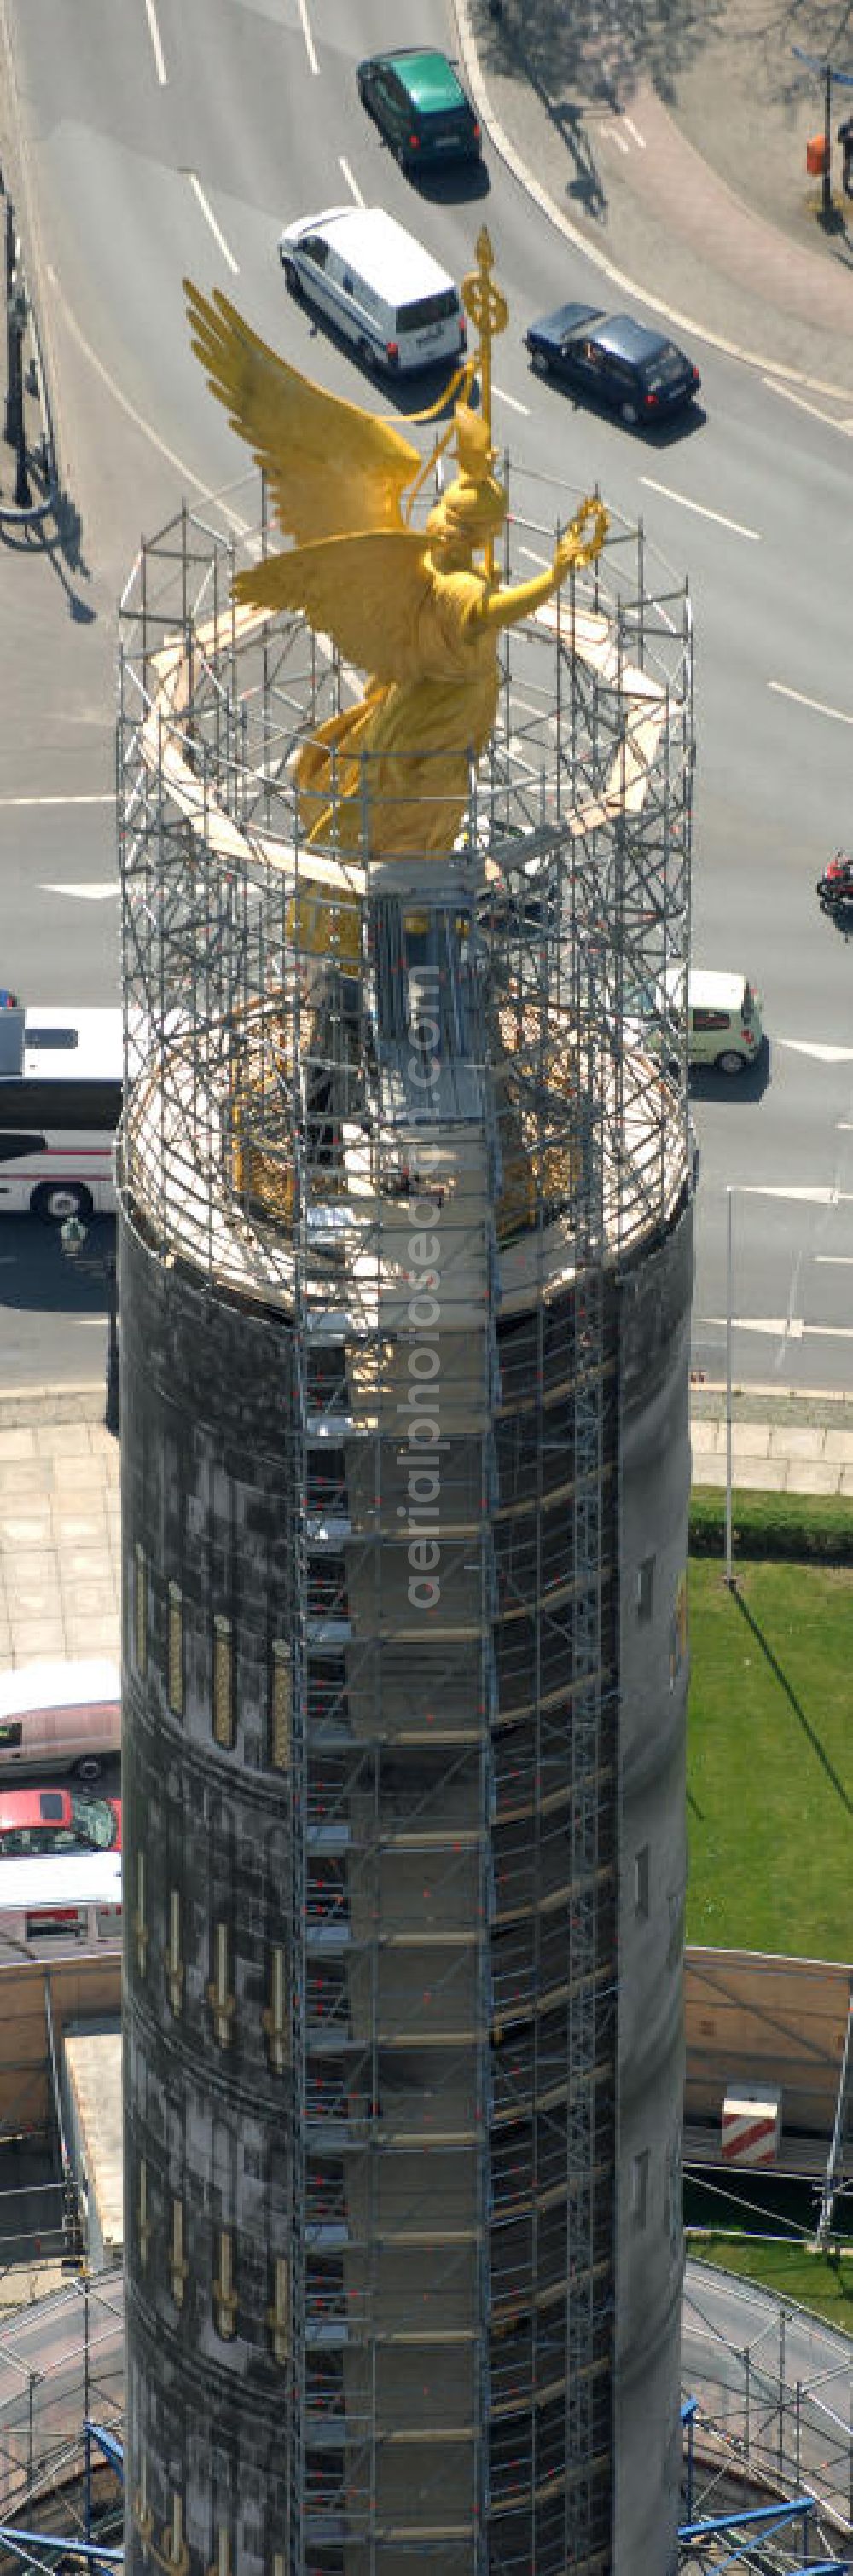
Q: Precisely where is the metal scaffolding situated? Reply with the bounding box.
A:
[118,461,693,2576]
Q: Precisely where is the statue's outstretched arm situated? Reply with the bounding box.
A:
[479,495,608,635]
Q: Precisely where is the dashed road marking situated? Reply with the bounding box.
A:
[0,793,114,809]
[641,478,761,540]
[769,681,853,725]
[143,0,166,84]
[493,382,530,415]
[298,0,318,75]
[39,883,119,902]
[187,175,238,274]
[339,158,365,206]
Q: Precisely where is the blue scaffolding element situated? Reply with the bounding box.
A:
[679,2492,850,2572]
[680,2404,850,2570]
[0,2422,125,2569]
[0,2534,122,2566]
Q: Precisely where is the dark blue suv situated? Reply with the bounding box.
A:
[525,302,700,427]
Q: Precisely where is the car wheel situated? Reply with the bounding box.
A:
[715,1050,746,1077]
[357,338,379,375]
[531,348,551,377]
[620,398,638,426]
[282,258,301,298]
[393,140,409,171]
[74,1753,104,1782]
[32,1180,94,1223]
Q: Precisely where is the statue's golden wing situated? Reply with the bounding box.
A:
[184,281,422,542]
[233,530,431,682]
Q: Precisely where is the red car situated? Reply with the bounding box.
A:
[0,1787,121,1857]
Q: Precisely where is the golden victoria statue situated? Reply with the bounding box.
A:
[185,231,607,870]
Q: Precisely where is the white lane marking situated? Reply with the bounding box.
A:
[699,1315,800,1337]
[517,545,549,568]
[640,478,761,541]
[339,158,364,206]
[602,124,630,155]
[509,696,554,721]
[493,382,530,416]
[729,1181,853,1199]
[40,882,119,902]
[762,375,853,438]
[622,115,646,149]
[768,680,853,725]
[775,1040,853,1065]
[0,793,114,808]
[143,0,166,84]
[815,1253,853,1264]
[45,268,249,535]
[188,175,239,275]
[698,1314,853,1341]
[297,0,318,75]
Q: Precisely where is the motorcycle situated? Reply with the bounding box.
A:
[816,853,853,915]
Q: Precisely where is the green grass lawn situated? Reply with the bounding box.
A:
[688,2232,853,2335]
[686,1559,853,1956]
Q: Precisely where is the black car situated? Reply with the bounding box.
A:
[525,302,700,427]
[357,48,482,175]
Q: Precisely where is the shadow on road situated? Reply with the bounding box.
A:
[731,1585,852,1819]
[0,1216,113,1318]
[689,1037,771,1105]
[0,482,96,624]
[408,160,491,208]
[293,293,465,421]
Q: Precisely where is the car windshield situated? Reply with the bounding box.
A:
[643,345,688,391]
[69,1793,119,1849]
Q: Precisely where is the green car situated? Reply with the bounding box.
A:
[357,48,482,175]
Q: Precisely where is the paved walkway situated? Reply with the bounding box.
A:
[0,1378,849,1674]
[0,1389,119,1673]
[456,0,853,397]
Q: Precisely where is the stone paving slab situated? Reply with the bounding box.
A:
[0,1393,121,1672]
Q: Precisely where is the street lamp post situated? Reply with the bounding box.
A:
[7,279,32,508]
[59,1216,119,1436]
[792,32,853,229]
[725,1186,735,1587]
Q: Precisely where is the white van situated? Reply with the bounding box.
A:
[278,205,467,377]
[662,966,763,1075]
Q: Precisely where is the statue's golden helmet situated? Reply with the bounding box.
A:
[426,398,507,554]
[426,472,507,552]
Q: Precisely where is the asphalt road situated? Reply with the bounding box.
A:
[0,1217,115,1398]
[1,0,853,1389]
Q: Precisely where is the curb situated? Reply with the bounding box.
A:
[450,0,853,404]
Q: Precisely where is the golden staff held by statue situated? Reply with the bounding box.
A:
[184,237,608,879]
